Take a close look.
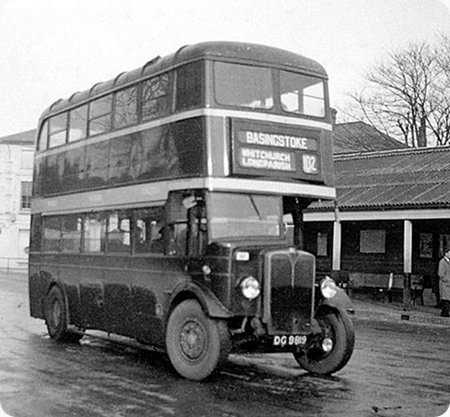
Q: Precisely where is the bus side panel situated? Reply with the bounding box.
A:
[132,256,187,347]
[103,255,135,338]
[29,254,45,319]
[28,253,59,319]
[79,255,107,331]
[58,254,84,328]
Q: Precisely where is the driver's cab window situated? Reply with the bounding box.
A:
[167,191,206,256]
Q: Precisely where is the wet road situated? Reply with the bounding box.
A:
[0,271,449,417]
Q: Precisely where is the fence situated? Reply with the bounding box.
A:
[0,257,28,272]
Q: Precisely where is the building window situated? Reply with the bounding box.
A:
[360,229,386,254]
[317,232,328,257]
[419,233,433,258]
[21,181,32,210]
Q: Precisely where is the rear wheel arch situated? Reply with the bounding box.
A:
[44,282,82,342]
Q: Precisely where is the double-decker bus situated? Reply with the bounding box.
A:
[29,41,354,381]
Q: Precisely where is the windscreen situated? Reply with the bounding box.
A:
[214,62,274,109]
[280,70,325,117]
[208,193,282,239]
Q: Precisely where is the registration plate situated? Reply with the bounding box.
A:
[273,334,307,347]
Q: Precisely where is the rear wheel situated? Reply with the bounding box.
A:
[293,309,354,375]
[45,286,83,342]
[166,299,231,381]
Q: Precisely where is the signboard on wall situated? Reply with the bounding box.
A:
[231,119,322,181]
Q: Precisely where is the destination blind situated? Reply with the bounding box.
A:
[231,121,321,179]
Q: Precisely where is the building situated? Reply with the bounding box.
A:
[333,121,407,154]
[304,123,450,305]
[0,130,35,270]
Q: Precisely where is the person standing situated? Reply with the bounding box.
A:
[438,248,450,317]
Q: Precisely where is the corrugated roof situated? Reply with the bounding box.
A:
[310,146,450,211]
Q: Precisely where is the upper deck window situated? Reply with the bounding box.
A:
[176,62,203,111]
[280,71,325,117]
[115,85,138,128]
[142,73,172,120]
[37,120,48,151]
[68,105,88,142]
[214,62,273,110]
[48,113,68,148]
[88,95,113,136]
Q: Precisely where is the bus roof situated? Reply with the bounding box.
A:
[42,41,328,118]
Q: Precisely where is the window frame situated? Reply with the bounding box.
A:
[20,181,32,210]
[88,94,113,137]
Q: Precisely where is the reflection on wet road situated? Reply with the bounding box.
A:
[0,272,449,417]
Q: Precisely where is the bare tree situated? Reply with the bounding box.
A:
[427,35,450,146]
[345,38,450,147]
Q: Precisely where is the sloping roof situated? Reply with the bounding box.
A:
[311,146,450,211]
[333,122,407,154]
[0,129,36,146]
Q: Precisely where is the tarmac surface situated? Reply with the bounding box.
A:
[229,293,449,378]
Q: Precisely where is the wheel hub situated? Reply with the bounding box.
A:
[180,320,206,360]
[51,300,62,328]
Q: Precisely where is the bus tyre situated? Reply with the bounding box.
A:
[293,309,354,375]
[166,299,231,381]
[45,286,82,342]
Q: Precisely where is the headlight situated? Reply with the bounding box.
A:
[240,276,261,300]
[320,276,338,299]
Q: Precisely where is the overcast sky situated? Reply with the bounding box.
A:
[0,0,449,137]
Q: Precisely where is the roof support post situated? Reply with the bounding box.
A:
[403,220,413,309]
[332,205,341,273]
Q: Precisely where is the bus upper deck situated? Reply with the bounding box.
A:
[32,41,334,216]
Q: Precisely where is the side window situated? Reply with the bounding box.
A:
[88,95,113,136]
[68,105,88,142]
[37,120,49,151]
[135,207,165,254]
[48,113,68,148]
[61,215,82,253]
[107,211,131,253]
[83,213,106,253]
[176,61,204,111]
[114,85,138,128]
[167,192,189,256]
[42,216,61,252]
[142,72,172,120]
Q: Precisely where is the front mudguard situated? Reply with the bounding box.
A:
[309,286,354,341]
[317,286,354,314]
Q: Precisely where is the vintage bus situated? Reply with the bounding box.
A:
[29,41,354,381]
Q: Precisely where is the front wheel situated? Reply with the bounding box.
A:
[166,300,231,381]
[293,309,354,375]
[45,286,83,342]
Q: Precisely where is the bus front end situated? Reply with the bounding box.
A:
[200,192,354,376]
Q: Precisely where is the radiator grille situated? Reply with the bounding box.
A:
[265,250,315,334]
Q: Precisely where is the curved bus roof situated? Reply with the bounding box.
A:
[42,41,328,119]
